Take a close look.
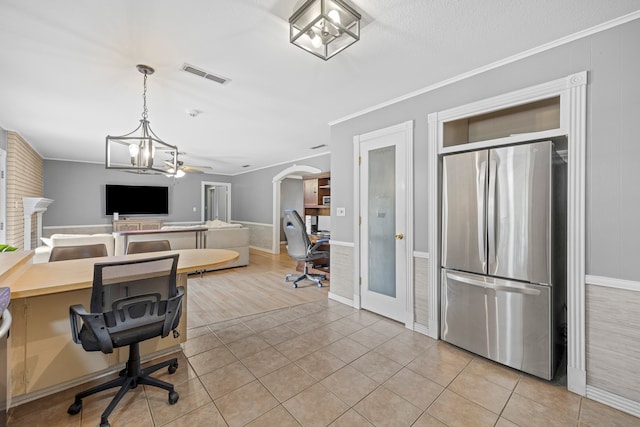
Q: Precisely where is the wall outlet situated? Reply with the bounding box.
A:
[336,207,346,216]
[192,207,197,212]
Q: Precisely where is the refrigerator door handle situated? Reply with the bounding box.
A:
[477,160,487,268]
[487,159,497,271]
[445,271,541,296]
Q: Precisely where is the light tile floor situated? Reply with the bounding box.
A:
[8,299,640,426]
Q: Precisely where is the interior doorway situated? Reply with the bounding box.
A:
[271,165,322,254]
[354,121,414,324]
[201,182,231,223]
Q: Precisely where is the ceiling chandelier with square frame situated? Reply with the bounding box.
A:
[289,0,361,60]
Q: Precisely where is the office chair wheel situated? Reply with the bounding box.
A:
[100,421,110,427]
[168,361,178,374]
[292,283,297,288]
[168,391,179,405]
[67,400,82,415]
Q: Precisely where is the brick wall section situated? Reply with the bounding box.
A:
[6,132,43,249]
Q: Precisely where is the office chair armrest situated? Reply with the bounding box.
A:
[309,238,329,253]
[69,305,114,353]
[162,286,185,338]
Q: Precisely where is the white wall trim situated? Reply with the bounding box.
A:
[428,72,588,395]
[586,385,640,418]
[232,220,272,227]
[427,112,440,339]
[329,240,354,248]
[329,11,640,127]
[44,224,111,230]
[413,251,429,259]
[413,323,436,339]
[328,291,354,307]
[586,275,640,292]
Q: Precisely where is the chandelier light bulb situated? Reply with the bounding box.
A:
[328,9,341,25]
[307,29,322,48]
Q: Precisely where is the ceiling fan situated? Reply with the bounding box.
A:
[164,153,213,176]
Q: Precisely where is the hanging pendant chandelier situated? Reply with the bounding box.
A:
[105,64,178,175]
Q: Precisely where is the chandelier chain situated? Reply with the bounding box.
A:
[142,73,149,120]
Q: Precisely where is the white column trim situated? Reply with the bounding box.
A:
[427,112,440,339]
[329,240,355,248]
[413,251,429,259]
[566,71,587,396]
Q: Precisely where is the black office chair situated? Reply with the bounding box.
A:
[67,254,184,427]
[127,239,171,254]
[49,243,108,262]
[283,209,329,288]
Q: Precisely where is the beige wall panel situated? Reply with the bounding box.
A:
[414,256,429,327]
[329,244,353,301]
[586,284,640,402]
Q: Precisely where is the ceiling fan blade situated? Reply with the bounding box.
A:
[180,166,204,174]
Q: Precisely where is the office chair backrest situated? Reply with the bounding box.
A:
[49,243,108,262]
[91,254,179,315]
[283,210,312,260]
[127,240,171,254]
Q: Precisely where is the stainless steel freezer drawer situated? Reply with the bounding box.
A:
[441,269,553,380]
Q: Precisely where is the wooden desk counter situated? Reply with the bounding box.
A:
[4,249,238,403]
[5,248,239,299]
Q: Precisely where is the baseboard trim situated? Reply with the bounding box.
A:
[328,292,354,307]
[586,385,640,418]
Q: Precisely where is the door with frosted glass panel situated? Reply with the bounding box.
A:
[359,126,409,323]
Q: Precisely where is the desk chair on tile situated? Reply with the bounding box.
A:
[127,239,171,254]
[283,209,329,288]
[49,243,108,262]
[67,254,183,427]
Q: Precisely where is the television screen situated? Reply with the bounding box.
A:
[105,184,169,215]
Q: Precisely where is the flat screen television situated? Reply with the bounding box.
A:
[105,184,169,215]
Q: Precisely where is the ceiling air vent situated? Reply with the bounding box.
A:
[181,63,230,85]
[310,144,328,150]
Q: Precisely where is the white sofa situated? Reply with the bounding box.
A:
[34,222,249,269]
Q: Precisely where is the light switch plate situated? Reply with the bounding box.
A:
[336,207,346,216]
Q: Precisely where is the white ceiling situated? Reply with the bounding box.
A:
[1,1,639,175]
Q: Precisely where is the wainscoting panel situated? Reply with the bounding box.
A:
[413,254,430,329]
[586,282,640,403]
[328,242,354,302]
[234,221,272,252]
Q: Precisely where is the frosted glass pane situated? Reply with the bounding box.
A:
[368,146,396,297]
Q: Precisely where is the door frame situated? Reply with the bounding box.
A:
[200,181,231,223]
[353,120,414,326]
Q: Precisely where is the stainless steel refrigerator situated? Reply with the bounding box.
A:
[441,140,566,380]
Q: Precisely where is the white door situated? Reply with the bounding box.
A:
[357,122,413,323]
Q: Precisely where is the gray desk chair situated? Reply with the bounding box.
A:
[127,239,171,254]
[283,209,329,288]
[49,243,108,262]
[67,254,184,427]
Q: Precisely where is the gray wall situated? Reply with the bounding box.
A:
[43,160,231,226]
[230,154,330,224]
[330,18,640,281]
[43,154,330,227]
[0,127,7,150]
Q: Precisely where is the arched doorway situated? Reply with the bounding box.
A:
[271,165,321,253]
